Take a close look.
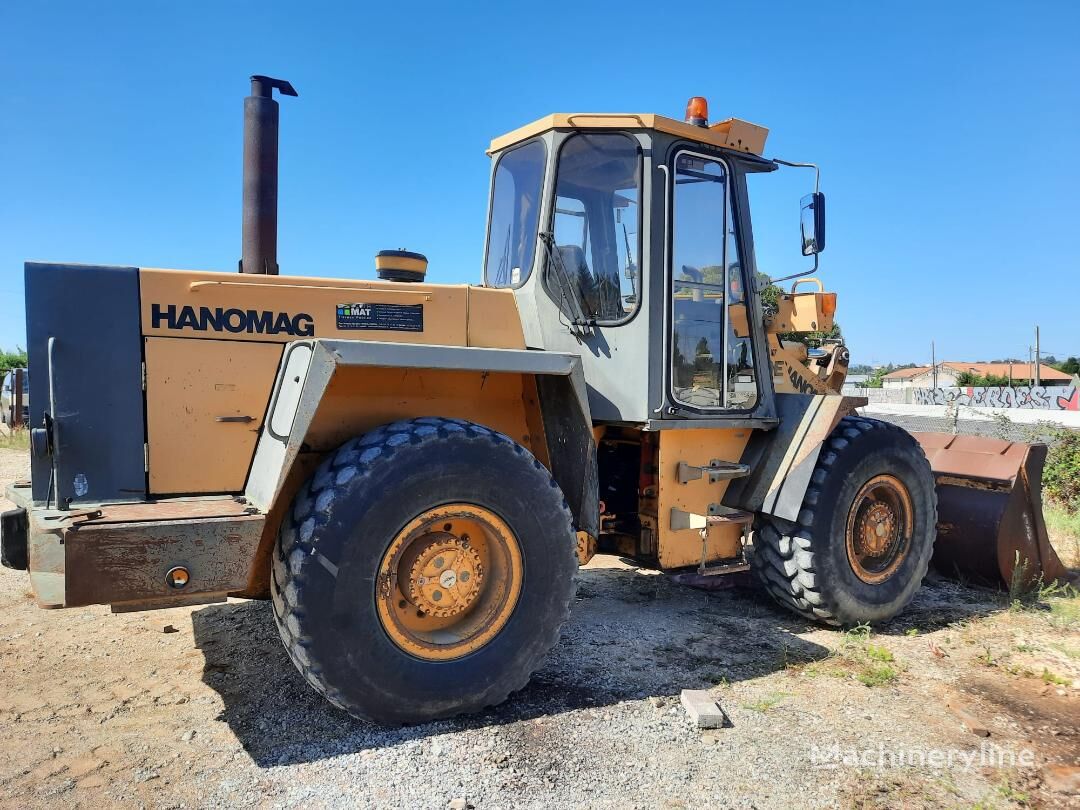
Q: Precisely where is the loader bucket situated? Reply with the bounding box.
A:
[912,433,1071,589]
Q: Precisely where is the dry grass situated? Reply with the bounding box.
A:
[0,427,29,452]
[1044,500,1080,568]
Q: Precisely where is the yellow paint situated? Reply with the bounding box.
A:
[140,268,525,349]
[768,292,836,335]
[302,366,538,455]
[489,113,768,155]
[656,428,753,569]
[374,254,428,273]
[769,335,834,396]
[376,504,523,660]
[140,267,467,345]
[145,337,283,494]
[466,286,526,349]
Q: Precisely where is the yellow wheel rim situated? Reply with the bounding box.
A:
[844,474,914,584]
[376,503,523,661]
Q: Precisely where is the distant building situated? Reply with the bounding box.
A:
[840,373,870,394]
[881,362,1071,390]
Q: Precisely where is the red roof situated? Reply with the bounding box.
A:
[882,366,931,380]
[942,362,1072,381]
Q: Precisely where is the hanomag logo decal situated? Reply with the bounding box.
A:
[151,304,314,337]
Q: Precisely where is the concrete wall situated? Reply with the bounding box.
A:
[848,382,1079,410]
[912,383,1079,411]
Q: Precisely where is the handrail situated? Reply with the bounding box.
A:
[188,280,433,300]
[790,277,824,294]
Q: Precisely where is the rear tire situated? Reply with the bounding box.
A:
[751,416,937,626]
[271,417,578,724]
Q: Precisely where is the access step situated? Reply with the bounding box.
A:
[669,505,754,531]
[677,460,751,484]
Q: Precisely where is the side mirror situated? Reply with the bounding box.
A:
[800,192,826,256]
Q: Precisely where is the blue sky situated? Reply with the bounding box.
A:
[1,1,1077,366]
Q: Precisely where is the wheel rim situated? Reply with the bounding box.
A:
[844,474,914,584]
[376,503,523,661]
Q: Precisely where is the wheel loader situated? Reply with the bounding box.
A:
[1,78,1069,724]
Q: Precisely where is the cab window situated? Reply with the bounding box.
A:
[550,133,640,322]
[670,152,758,409]
[485,140,547,288]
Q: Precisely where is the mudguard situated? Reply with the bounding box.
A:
[723,393,868,522]
[244,339,598,537]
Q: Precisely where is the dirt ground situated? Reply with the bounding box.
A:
[0,446,1077,809]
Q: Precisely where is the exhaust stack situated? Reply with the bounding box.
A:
[240,75,297,275]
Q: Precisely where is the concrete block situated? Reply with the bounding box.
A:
[680,689,726,729]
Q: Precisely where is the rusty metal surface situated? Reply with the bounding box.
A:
[71,497,254,525]
[913,432,1069,587]
[63,512,265,608]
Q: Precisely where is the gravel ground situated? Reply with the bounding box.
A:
[0,447,1077,809]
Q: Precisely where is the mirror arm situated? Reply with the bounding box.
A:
[765,253,818,287]
[769,158,820,193]
[765,157,824,286]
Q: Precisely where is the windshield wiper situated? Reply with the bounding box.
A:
[538,231,592,329]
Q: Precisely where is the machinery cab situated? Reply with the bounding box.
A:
[481,103,783,427]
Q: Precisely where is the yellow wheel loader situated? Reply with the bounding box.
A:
[1,80,1068,724]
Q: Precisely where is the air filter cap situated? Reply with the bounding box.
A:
[376,249,427,282]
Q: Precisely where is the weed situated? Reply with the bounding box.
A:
[904,627,919,637]
[864,644,894,663]
[1043,426,1080,505]
[741,691,792,712]
[814,626,905,687]
[995,776,1031,805]
[856,664,898,687]
[1040,668,1069,686]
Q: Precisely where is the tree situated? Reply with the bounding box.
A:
[1055,356,1080,376]
[0,347,27,375]
[955,371,1011,387]
[865,368,888,389]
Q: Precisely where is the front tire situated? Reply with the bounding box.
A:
[751,416,937,626]
[271,417,578,724]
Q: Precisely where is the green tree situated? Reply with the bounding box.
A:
[955,371,1011,387]
[1056,356,1080,376]
[0,347,27,375]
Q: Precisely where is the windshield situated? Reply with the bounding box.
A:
[485,140,546,288]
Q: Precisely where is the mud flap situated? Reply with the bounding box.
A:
[913,433,1071,588]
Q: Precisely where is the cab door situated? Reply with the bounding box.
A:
[668,150,761,414]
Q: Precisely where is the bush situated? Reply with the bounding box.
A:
[1044,428,1080,508]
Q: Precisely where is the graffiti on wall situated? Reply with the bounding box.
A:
[912,383,1080,411]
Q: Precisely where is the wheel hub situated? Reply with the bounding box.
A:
[844,474,914,585]
[856,502,896,556]
[376,504,524,662]
[406,533,484,617]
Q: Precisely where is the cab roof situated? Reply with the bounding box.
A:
[488,113,769,156]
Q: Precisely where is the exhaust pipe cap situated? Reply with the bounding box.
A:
[376,249,428,283]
